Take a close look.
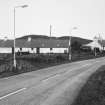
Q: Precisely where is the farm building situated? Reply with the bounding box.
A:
[83,36,105,51]
[0,37,69,54]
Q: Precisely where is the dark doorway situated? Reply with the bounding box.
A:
[36,47,40,54]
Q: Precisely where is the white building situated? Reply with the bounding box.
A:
[83,36,105,51]
[0,37,69,54]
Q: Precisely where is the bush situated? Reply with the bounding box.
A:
[56,55,66,62]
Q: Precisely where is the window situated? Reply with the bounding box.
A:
[50,48,53,50]
[20,48,22,51]
[36,47,40,54]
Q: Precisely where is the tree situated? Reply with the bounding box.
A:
[71,41,81,52]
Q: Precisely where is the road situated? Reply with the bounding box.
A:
[0,57,105,105]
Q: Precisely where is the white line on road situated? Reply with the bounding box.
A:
[0,88,26,100]
[4,77,9,80]
[43,74,60,82]
[95,61,100,63]
[82,64,91,67]
[42,63,92,82]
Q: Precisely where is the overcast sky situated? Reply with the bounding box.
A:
[0,0,105,39]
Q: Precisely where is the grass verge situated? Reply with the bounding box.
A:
[0,54,69,78]
[0,53,103,78]
[72,65,105,105]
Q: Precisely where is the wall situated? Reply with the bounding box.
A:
[0,48,12,53]
[15,48,36,53]
[40,48,68,53]
[0,47,68,54]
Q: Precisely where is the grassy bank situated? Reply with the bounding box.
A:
[72,65,105,105]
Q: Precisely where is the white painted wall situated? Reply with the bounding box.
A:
[40,48,68,53]
[15,48,36,53]
[30,48,36,53]
[40,48,50,53]
[0,48,12,53]
[0,47,68,54]
[15,48,20,52]
[52,48,68,53]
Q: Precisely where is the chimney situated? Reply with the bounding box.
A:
[4,36,8,41]
[28,37,31,42]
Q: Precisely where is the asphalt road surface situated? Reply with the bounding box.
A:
[0,57,105,105]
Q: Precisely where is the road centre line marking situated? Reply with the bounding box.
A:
[43,74,60,82]
[4,77,9,80]
[95,61,100,63]
[42,63,92,82]
[0,88,26,100]
[82,63,91,67]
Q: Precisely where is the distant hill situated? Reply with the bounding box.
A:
[17,35,92,45]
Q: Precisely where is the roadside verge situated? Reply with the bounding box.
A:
[72,65,105,105]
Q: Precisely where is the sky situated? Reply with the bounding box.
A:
[0,0,105,39]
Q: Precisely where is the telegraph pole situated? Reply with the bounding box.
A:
[50,25,52,37]
[50,25,52,54]
[68,27,77,61]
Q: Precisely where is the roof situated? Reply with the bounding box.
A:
[0,39,69,48]
[83,39,105,49]
[98,40,105,46]
[83,41,101,48]
[0,40,13,47]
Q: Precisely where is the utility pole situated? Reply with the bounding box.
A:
[68,27,77,61]
[50,25,52,54]
[13,7,16,68]
[68,36,72,60]
[50,25,52,37]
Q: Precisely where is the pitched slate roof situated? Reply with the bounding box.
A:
[0,40,13,47]
[0,39,69,48]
